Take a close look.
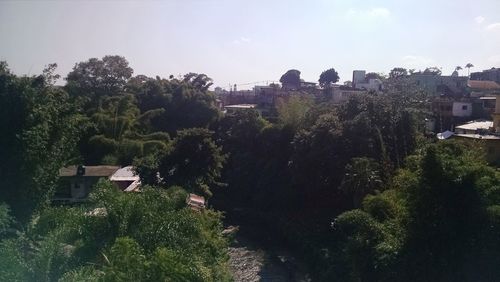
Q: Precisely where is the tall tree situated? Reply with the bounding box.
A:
[280,69,301,90]
[66,55,133,109]
[156,128,225,197]
[465,63,474,77]
[318,68,340,87]
[0,63,86,219]
[365,72,385,80]
[423,67,442,76]
[389,67,408,79]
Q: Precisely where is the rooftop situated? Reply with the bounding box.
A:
[224,104,257,109]
[468,80,500,90]
[60,165,120,177]
[109,166,139,181]
[455,120,493,131]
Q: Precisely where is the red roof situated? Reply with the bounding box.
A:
[468,80,500,90]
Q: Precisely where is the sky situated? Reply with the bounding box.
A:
[1,0,500,90]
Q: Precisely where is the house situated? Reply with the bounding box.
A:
[450,89,500,163]
[454,120,493,134]
[411,73,468,97]
[352,70,383,91]
[331,86,366,104]
[470,68,500,84]
[452,101,472,117]
[55,165,141,203]
[468,80,500,97]
[224,104,258,114]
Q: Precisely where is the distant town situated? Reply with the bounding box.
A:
[215,66,500,162]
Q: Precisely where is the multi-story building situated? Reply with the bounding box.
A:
[470,68,500,84]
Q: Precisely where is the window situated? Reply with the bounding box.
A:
[462,105,468,110]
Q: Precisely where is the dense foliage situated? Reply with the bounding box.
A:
[0,181,231,281]
[1,56,499,281]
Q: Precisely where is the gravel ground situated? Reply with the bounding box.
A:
[227,233,309,282]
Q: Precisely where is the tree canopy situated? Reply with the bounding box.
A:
[318,68,340,87]
[280,69,301,89]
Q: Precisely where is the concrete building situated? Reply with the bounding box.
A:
[55,165,140,203]
[352,70,383,91]
[411,74,468,97]
[451,89,500,163]
[452,101,473,117]
[331,86,366,104]
[470,68,500,84]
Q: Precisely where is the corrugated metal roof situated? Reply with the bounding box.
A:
[455,120,493,131]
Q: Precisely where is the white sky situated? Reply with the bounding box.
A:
[1,0,500,89]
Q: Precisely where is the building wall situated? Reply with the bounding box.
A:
[352,70,366,86]
[331,88,365,104]
[452,102,472,117]
[470,68,500,84]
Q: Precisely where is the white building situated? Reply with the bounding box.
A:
[352,70,383,91]
[452,101,472,117]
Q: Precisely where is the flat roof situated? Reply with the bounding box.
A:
[224,104,257,109]
[454,134,500,140]
[109,166,139,181]
[455,120,493,131]
[468,80,500,90]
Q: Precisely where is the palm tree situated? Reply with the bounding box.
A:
[465,63,474,77]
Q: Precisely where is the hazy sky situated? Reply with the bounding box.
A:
[1,0,500,89]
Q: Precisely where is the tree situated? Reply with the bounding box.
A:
[423,67,442,76]
[389,67,408,79]
[340,158,382,208]
[0,63,86,220]
[157,128,226,197]
[465,63,474,77]
[280,69,301,90]
[365,72,384,80]
[131,74,220,134]
[318,68,340,87]
[276,95,313,129]
[65,55,133,108]
[453,66,462,76]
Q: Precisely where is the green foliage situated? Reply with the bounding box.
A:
[389,67,408,79]
[340,158,382,208]
[103,237,147,281]
[280,69,301,89]
[328,141,500,281]
[157,128,226,197]
[65,55,133,103]
[0,180,231,281]
[318,68,340,87]
[276,95,313,129]
[0,62,86,220]
[0,203,13,236]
